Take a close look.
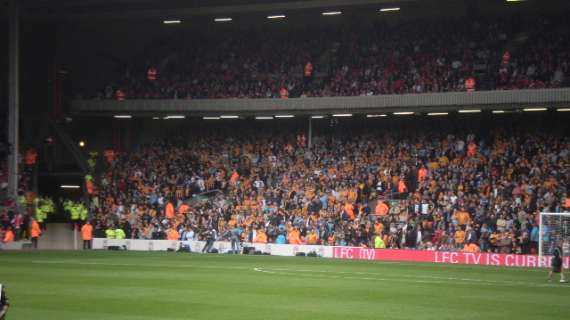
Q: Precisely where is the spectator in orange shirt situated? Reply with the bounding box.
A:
[327,234,336,246]
[344,203,356,220]
[398,179,407,195]
[375,200,389,217]
[454,209,471,226]
[463,242,480,253]
[418,166,428,182]
[2,227,14,243]
[167,227,180,240]
[374,222,384,235]
[288,228,303,245]
[165,202,175,219]
[254,229,268,243]
[454,227,465,249]
[306,230,319,245]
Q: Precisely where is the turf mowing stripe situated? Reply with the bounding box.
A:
[27,259,566,289]
[3,251,569,320]
[29,260,259,271]
[252,267,570,288]
[27,258,559,281]
[9,253,548,272]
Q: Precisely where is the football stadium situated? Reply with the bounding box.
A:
[1,0,570,319]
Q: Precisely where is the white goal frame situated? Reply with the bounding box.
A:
[539,212,570,267]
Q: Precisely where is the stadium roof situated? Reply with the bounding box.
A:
[13,0,415,20]
[10,0,570,21]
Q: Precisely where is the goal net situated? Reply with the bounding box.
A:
[539,212,570,267]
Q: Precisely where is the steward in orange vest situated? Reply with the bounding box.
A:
[81,222,94,250]
[3,228,15,243]
[31,219,42,249]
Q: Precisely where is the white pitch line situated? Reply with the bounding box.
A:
[26,260,566,288]
[249,267,496,283]
[253,267,276,274]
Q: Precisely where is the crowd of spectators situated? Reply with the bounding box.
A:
[0,133,36,245]
[88,116,570,255]
[83,15,570,100]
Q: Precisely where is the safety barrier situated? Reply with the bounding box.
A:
[93,238,332,257]
[331,247,569,269]
[92,238,566,268]
[72,88,570,115]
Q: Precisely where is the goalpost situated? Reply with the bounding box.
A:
[539,212,570,267]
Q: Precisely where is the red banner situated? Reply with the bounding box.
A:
[332,247,570,269]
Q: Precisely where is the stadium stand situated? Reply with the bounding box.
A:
[82,15,570,100]
[0,115,35,245]
[86,115,569,255]
[0,166,34,245]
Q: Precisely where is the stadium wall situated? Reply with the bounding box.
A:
[331,247,570,269]
[93,238,332,257]
[72,88,570,115]
[92,239,568,269]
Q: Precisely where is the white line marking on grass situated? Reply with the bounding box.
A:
[28,259,564,288]
[250,267,494,283]
[252,267,567,288]
[253,267,276,274]
[9,257,550,273]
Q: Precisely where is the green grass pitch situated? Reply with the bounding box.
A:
[0,250,568,320]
